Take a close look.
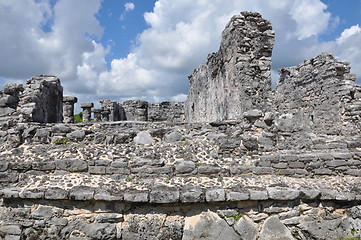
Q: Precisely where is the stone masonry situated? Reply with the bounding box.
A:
[185,11,275,122]
[2,12,361,240]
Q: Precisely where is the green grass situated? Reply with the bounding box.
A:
[53,137,69,145]
[225,212,244,221]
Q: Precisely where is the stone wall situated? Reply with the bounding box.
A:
[185,12,274,122]
[274,53,359,135]
[0,75,63,124]
[148,101,185,122]
[1,120,361,239]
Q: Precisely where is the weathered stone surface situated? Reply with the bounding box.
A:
[17,75,63,123]
[183,211,240,240]
[185,12,274,122]
[233,216,258,240]
[133,131,155,144]
[259,216,295,240]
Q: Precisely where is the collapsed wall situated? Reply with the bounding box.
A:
[185,12,274,122]
[274,53,360,135]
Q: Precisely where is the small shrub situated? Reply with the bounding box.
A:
[74,112,83,123]
[54,137,69,145]
[226,212,244,221]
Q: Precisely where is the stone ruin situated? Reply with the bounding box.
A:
[2,11,361,240]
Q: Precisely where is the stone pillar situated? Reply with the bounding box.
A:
[63,96,78,123]
[101,110,110,121]
[80,103,93,122]
[93,109,102,122]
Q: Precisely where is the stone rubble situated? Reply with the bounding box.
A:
[1,11,361,240]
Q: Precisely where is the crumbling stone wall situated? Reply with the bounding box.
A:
[274,53,358,135]
[148,101,185,122]
[122,100,148,121]
[100,100,126,121]
[185,12,275,122]
[17,75,63,123]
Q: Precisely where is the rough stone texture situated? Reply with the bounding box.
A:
[259,216,295,240]
[185,12,274,122]
[148,101,185,122]
[122,100,148,121]
[274,53,358,134]
[62,96,77,123]
[17,75,63,123]
[182,211,240,240]
[80,103,93,122]
[100,99,126,121]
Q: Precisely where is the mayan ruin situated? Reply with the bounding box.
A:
[1,11,361,239]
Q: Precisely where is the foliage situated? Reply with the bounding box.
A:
[54,137,69,145]
[225,212,244,221]
[74,112,83,123]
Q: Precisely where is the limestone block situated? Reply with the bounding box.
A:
[233,216,258,240]
[133,131,155,144]
[259,216,295,240]
[182,210,240,240]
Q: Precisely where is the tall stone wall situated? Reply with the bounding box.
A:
[185,12,275,122]
[273,53,359,135]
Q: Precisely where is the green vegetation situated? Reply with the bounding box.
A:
[225,212,244,221]
[298,207,305,213]
[53,137,69,145]
[74,112,83,123]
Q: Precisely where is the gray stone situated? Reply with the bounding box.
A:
[32,161,55,171]
[55,159,88,172]
[259,216,295,240]
[267,187,300,200]
[69,186,94,200]
[206,188,225,202]
[150,187,179,203]
[175,161,195,174]
[0,225,22,235]
[83,223,116,239]
[45,187,68,200]
[123,190,149,202]
[299,218,352,240]
[244,109,263,119]
[185,12,274,122]
[180,186,204,203]
[95,213,123,223]
[133,131,155,144]
[67,130,86,141]
[183,211,240,240]
[163,131,183,142]
[226,190,250,201]
[249,190,268,200]
[233,216,258,240]
[19,188,44,199]
[31,205,53,220]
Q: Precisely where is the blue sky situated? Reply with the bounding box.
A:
[0,0,361,110]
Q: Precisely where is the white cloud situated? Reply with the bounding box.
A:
[124,2,135,12]
[1,0,361,106]
[337,24,361,44]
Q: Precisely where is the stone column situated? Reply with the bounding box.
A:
[63,96,78,123]
[101,110,110,121]
[93,109,102,122]
[80,103,93,122]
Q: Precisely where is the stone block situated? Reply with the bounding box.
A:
[80,102,94,108]
[249,190,268,200]
[69,186,94,200]
[259,216,295,240]
[198,165,222,174]
[96,213,124,223]
[0,188,20,198]
[0,162,8,171]
[45,187,68,200]
[226,190,250,201]
[31,205,54,220]
[267,187,300,200]
[124,190,149,202]
[89,166,106,175]
[150,187,180,203]
[94,189,123,201]
[133,131,154,144]
[32,161,56,171]
[206,189,225,202]
[0,225,22,235]
[180,186,204,203]
[19,188,44,199]
[175,161,195,174]
[55,159,88,172]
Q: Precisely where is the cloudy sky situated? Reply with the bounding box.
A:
[1,0,361,111]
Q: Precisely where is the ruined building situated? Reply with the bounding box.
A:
[2,12,361,240]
